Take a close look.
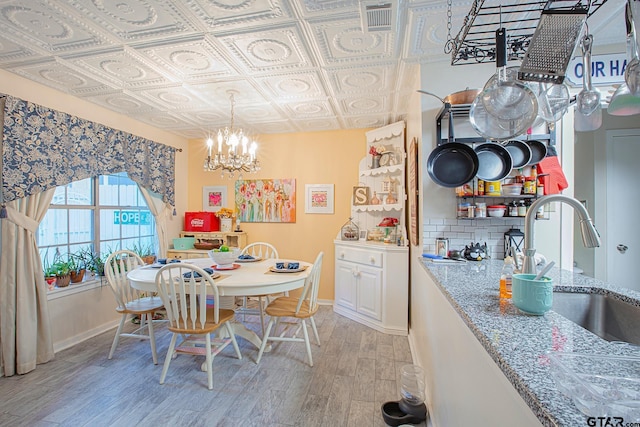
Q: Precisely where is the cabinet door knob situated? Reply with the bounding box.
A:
[340,252,345,259]
[352,269,360,277]
[370,256,376,264]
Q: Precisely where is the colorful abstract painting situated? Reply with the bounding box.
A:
[235,179,296,223]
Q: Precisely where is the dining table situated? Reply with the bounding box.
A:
[126,257,312,351]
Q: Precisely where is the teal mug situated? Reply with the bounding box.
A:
[512,273,553,315]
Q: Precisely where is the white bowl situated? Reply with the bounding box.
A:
[208,248,241,266]
[487,207,506,217]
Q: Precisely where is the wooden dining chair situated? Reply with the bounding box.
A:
[239,242,280,334]
[105,250,164,364]
[256,252,324,367]
[155,263,242,390]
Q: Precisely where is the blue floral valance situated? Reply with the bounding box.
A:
[1,94,176,206]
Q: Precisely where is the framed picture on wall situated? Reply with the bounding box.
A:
[305,184,334,214]
[203,186,227,212]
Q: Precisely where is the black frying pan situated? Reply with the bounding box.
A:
[475,142,513,181]
[427,142,478,187]
[503,140,532,168]
[525,140,548,166]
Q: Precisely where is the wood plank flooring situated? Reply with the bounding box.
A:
[0,305,427,427]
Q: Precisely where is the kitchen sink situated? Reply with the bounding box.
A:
[552,291,640,346]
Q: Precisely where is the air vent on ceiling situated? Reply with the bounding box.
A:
[360,1,395,32]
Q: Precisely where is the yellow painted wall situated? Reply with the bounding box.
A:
[185,129,370,301]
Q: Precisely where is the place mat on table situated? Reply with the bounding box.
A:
[264,265,308,275]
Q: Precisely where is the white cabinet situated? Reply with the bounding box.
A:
[333,241,407,335]
[334,121,409,335]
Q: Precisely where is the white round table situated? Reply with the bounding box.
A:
[127,257,311,351]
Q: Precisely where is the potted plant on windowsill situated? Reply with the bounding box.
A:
[131,243,156,265]
[42,252,57,290]
[85,247,109,277]
[69,249,91,283]
[51,257,73,288]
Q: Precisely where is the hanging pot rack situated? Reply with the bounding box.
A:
[448,0,609,66]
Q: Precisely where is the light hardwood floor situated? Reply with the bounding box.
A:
[0,305,427,427]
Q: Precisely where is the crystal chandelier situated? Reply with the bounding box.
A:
[203,91,260,177]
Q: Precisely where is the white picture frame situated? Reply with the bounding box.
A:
[305,184,334,214]
[202,186,227,212]
[359,230,368,241]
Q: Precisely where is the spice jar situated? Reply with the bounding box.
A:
[518,200,527,217]
[476,202,487,218]
[523,177,536,194]
[509,201,519,217]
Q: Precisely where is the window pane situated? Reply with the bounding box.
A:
[39,209,69,247]
[99,175,120,206]
[100,209,121,240]
[69,209,93,244]
[67,178,92,205]
[51,178,92,205]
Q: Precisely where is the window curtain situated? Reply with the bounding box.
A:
[0,188,56,376]
[138,185,172,258]
[1,94,176,208]
[0,94,178,376]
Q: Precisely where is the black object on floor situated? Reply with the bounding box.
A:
[381,400,428,426]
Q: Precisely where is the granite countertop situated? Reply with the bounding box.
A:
[419,258,640,426]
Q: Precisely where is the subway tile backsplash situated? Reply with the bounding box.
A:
[422,218,526,260]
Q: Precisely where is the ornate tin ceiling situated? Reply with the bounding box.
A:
[0,0,625,138]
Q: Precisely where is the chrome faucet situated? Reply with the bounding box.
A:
[522,194,601,275]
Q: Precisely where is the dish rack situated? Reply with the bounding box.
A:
[548,352,640,419]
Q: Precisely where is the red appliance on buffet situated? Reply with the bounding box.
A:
[184,212,220,232]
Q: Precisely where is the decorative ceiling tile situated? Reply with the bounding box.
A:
[219,25,314,73]
[187,81,269,108]
[0,35,37,63]
[297,0,359,15]
[405,2,468,61]
[336,95,387,115]
[0,0,624,136]
[0,1,107,52]
[252,120,299,134]
[311,17,396,64]
[132,84,212,111]
[281,99,335,118]
[137,36,235,82]
[256,71,326,99]
[63,0,197,41]
[182,0,292,29]
[343,114,388,129]
[233,103,286,123]
[291,117,343,132]
[68,48,167,88]
[80,90,157,114]
[133,111,190,129]
[7,59,115,96]
[326,64,395,94]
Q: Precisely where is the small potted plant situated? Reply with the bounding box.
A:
[131,242,156,265]
[42,250,57,290]
[69,249,91,283]
[51,255,73,288]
